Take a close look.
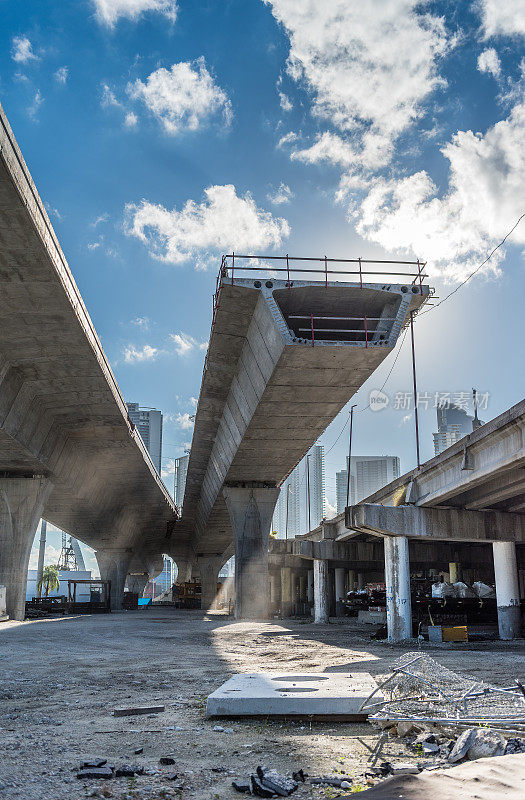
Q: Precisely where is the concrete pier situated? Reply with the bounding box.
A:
[198,555,224,611]
[126,573,149,597]
[335,567,346,616]
[357,573,365,590]
[175,561,194,583]
[384,536,412,641]
[0,477,52,620]
[280,566,292,617]
[348,569,355,592]
[313,559,329,624]
[299,575,307,602]
[493,541,521,639]
[307,569,314,603]
[96,549,133,611]
[223,486,280,619]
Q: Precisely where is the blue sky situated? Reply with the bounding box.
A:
[1,1,524,569]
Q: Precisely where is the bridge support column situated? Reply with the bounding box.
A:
[493,542,521,640]
[269,574,279,606]
[175,560,194,584]
[299,575,307,602]
[335,567,346,616]
[198,555,224,611]
[126,573,149,597]
[307,569,314,604]
[357,573,365,590]
[449,562,461,583]
[384,536,412,641]
[313,559,329,624]
[223,486,280,620]
[280,566,292,617]
[0,477,52,621]
[348,569,356,592]
[96,549,133,611]
[291,571,298,612]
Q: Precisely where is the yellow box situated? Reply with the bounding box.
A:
[442,626,468,642]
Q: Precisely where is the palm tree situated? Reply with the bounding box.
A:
[37,565,60,598]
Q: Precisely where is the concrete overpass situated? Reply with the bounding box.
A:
[175,257,430,617]
[285,398,525,640]
[0,102,177,618]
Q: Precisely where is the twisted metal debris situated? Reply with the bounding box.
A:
[360,652,525,730]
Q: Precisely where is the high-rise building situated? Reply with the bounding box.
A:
[126,403,163,473]
[307,444,326,529]
[273,468,301,539]
[273,444,326,537]
[336,469,355,515]
[433,404,484,455]
[336,455,400,510]
[173,453,189,511]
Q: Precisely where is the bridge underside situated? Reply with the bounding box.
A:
[0,102,176,617]
[176,274,429,616]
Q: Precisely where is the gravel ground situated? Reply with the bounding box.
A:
[0,607,524,800]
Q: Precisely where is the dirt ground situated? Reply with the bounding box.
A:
[0,607,524,800]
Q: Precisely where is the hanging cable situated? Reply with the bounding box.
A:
[418,212,525,317]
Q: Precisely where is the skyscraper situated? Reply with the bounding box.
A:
[336,455,400,510]
[272,444,326,537]
[307,444,326,529]
[126,403,163,473]
[433,404,484,455]
[273,468,301,539]
[173,453,189,512]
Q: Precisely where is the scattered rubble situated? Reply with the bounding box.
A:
[232,767,299,796]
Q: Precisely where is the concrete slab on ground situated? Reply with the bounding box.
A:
[206,671,382,719]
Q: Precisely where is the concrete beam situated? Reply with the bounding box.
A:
[349,503,525,543]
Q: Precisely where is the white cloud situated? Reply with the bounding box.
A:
[161,458,176,478]
[292,131,357,168]
[353,101,525,280]
[92,0,178,28]
[264,0,452,168]
[125,184,290,266]
[11,36,39,64]
[54,66,69,84]
[477,48,501,78]
[87,241,101,250]
[190,396,198,407]
[131,316,150,329]
[124,344,159,362]
[279,91,293,111]
[477,0,525,38]
[91,213,109,227]
[127,58,231,135]
[277,131,299,149]
[267,182,294,205]
[170,332,207,356]
[28,90,44,120]
[101,83,122,109]
[28,543,62,569]
[125,111,138,128]
[176,412,195,430]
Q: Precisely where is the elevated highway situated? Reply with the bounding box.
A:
[0,103,176,618]
[176,258,430,616]
[288,398,525,639]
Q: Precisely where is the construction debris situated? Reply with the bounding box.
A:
[113,704,165,717]
[232,767,300,797]
[360,652,525,730]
